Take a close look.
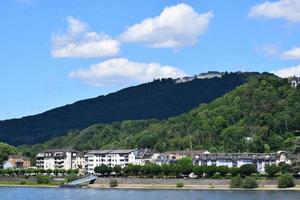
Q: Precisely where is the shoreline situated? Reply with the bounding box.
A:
[1,183,300,191]
[86,184,300,191]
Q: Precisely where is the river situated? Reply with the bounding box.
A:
[1,187,300,200]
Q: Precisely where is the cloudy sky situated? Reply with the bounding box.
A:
[1,0,300,120]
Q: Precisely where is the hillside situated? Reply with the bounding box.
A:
[0,72,252,145]
[19,74,300,157]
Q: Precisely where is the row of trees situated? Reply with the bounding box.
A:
[94,162,296,178]
[0,168,79,176]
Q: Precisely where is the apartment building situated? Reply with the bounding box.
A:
[85,149,137,174]
[36,149,79,170]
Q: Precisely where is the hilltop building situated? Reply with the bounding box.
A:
[290,76,300,88]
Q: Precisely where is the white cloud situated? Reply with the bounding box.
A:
[272,65,300,77]
[281,47,300,60]
[249,0,300,23]
[69,58,187,86]
[255,43,280,57]
[51,17,120,58]
[120,3,213,48]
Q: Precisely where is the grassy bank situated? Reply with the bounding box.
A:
[0,180,60,187]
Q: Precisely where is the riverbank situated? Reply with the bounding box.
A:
[86,178,300,190]
[0,180,60,188]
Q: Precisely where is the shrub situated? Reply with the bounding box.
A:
[242,177,258,188]
[211,173,222,179]
[203,166,217,178]
[176,181,184,188]
[20,180,27,185]
[230,175,242,188]
[277,173,295,188]
[36,175,50,184]
[109,179,118,187]
[192,166,203,178]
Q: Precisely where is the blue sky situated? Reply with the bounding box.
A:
[1,0,300,120]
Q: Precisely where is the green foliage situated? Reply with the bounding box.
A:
[229,167,239,176]
[239,164,257,177]
[265,165,280,177]
[36,175,50,184]
[0,142,18,163]
[192,166,203,177]
[18,74,300,156]
[203,166,217,178]
[1,72,248,146]
[217,166,229,177]
[230,175,242,188]
[277,173,295,188]
[109,179,118,187]
[94,165,112,176]
[242,177,258,188]
[113,165,122,175]
[176,181,184,188]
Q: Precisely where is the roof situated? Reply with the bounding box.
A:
[87,149,136,155]
[165,150,207,157]
[41,149,79,153]
[195,152,279,161]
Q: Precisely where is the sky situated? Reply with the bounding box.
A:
[1,0,300,120]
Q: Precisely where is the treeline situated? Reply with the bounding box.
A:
[93,158,299,179]
[19,74,300,159]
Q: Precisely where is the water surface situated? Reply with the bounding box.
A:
[1,187,300,200]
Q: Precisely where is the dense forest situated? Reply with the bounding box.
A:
[0,72,252,145]
[19,74,300,158]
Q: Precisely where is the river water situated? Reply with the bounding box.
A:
[1,187,300,200]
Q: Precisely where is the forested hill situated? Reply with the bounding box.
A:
[0,72,253,145]
[19,74,300,157]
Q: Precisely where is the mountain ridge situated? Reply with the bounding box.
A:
[0,72,260,145]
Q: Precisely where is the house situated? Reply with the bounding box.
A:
[290,76,300,88]
[165,150,208,164]
[3,155,31,169]
[85,149,137,174]
[36,149,79,170]
[194,151,290,173]
[133,149,160,165]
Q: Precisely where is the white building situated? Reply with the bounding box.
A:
[85,149,137,174]
[194,151,290,173]
[36,149,79,170]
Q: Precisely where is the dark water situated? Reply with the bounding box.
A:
[1,187,300,200]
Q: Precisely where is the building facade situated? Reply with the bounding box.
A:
[3,155,31,169]
[85,149,137,174]
[36,149,79,170]
[194,151,290,173]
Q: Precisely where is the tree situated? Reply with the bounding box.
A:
[265,165,280,177]
[113,165,122,175]
[0,142,18,163]
[279,163,292,174]
[203,166,217,178]
[239,164,256,177]
[161,164,173,176]
[217,166,229,177]
[94,165,110,176]
[192,166,203,177]
[229,167,239,176]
